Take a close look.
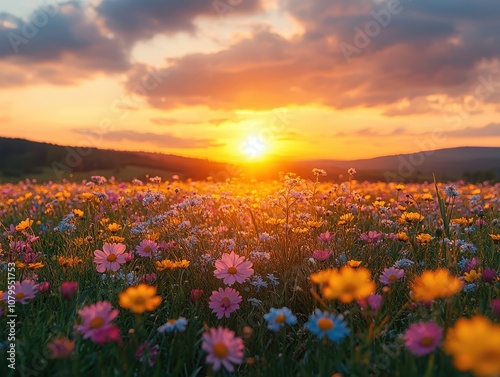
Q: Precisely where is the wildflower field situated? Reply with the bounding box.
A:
[0,171,499,377]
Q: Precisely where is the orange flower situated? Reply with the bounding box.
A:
[119,284,162,314]
[311,266,375,303]
[107,223,122,233]
[399,212,424,224]
[444,316,500,377]
[412,269,462,301]
[397,232,409,242]
[416,233,432,244]
[156,259,190,272]
[16,218,33,231]
[347,260,362,268]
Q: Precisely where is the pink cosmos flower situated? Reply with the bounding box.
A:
[318,231,334,243]
[74,301,119,343]
[135,239,158,258]
[464,257,480,273]
[214,252,254,286]
[60,282,78,299]
[202,327,244,372]
[209,287,242,319]
[360,231,383,244]
[358,293,383,311]
[2,280,38,304]
[92,325,122,344]
[123,252,135,263]
[38,281,50,293]
[94,243,127,272]
[475,219,486,227]
[379,267,405,285]
[384,233,399,241]
[404,321,443,356]
[190,289,204,303]
[312,249,333,262]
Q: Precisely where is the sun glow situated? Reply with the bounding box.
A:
[240,135,267,159]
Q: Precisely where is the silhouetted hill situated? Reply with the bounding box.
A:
[301,147,500,182]
[0,137,227,181]
[0,137,498,182]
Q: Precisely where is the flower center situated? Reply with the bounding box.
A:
[274,314,286,323]
[167,319,176,325]
[221,297,231,308]
[89,317,105,329]
[227,266,238,275]
[343,282,357,295]
[106,254,117,262]
[132,296,146,307]
[144,246,152,253]
[213,342,228,358]
[388,275,398,282]
[317,318,334,331]
[419,336,435,347]
[15,292,26,300]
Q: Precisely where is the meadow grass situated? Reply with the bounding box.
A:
[0,173,499,377]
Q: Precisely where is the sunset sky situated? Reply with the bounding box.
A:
[1,0,499,162]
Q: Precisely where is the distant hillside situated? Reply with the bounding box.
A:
[0,137,227,182]
[300,147,500,182]
[0,137,498,183]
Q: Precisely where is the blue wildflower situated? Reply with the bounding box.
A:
[393,258,414,269]
[458,241,477,254]
[264,307,297,332]
[444,185,459,197]
[54,213,76,234]
[266,273,280,286]
[157,317,188,333]
[457,257,468,271]
[250,275,268,291]
[463,283,476,293]
[130,222,149,235]
[305,309,350,342]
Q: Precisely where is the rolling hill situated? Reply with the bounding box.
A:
[0,137,498,183]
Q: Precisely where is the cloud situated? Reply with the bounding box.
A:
[2,0,500,115]
[123,31,322,110]
[333,127,406,138]
[0,3,129,86]
[121,0,500,112]
[72,129,223,148]
[96,0,263,42]
[448,123,500,138]
[150,117,233,126]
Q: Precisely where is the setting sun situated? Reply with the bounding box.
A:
[240,135,267,159]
